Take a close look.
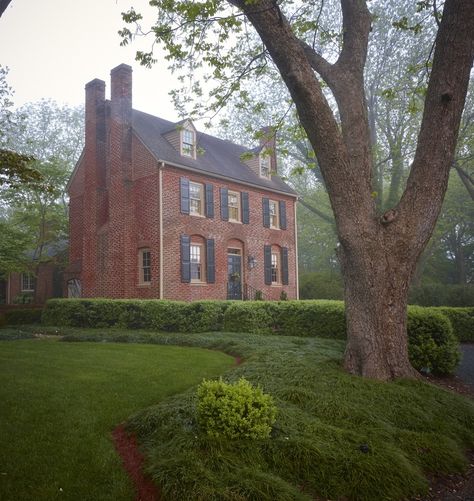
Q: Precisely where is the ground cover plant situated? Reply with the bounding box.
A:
[0,335,234,501]
[32,326,474,501]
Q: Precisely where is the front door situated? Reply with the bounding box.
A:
[227,249,242,300]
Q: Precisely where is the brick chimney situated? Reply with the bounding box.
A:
[108,64,134,297]
[110,64,132,180]
[82,78,106,296]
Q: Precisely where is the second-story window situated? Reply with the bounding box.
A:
[182,129,195,157]
[189,181,204,216]
[269,200,279,229]
[228,190,241,222]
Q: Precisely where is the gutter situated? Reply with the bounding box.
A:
[294,199,300,300]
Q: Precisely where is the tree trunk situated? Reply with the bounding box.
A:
[339,231,419,379]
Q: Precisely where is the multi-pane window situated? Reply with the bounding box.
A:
[271,252,280,284]
[182,129,195,157]
[189,182,204,216]
[260,154,270,178]
[269,200,279,229]
[228,191,241,222]
[21,273,35,292]
[139,249,151,284]
[190,244,203,282]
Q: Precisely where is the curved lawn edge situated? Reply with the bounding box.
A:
[112,424,160,501]
[113,355,243,500]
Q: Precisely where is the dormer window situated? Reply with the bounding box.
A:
[181,128,196,158]
[260,152,271,179]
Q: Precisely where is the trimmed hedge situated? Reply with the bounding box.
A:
[409,284,474,307]
[42,299,230,333]
[1,308,43,326]
[433,307,474,342]
[43,298,461,375]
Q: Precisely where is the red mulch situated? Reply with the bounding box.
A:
[112,425,160,501]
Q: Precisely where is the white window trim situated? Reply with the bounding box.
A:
[190,243,206,283]
[21,272,35,292]
[189,181,205,217]
[269,199,280,229]
[181,128,196,159]
[228,190,241,223]
[271,251,281,285]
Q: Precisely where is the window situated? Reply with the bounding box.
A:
[228,190,241,222]
[260,153,271,178]
[21,273,35,292]
[182,129,195,157]
[190,244,204,282]
[189,181,204,216]
[269,200,279,229]
[271,252,280,284]
[139,249,151,284]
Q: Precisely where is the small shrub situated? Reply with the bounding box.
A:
[279,290,288,301]
[0,313,6,328]
[197,378,277,440]
[433,307,474,342]
[407,307,460,375]
[4,308,43,325]
[254,290,263,301]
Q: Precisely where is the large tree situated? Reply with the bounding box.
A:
[122,0,474,379]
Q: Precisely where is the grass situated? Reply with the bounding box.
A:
[0,334,234,501]
[2,325,474,500]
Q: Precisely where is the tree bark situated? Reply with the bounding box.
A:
[229,0,474,379]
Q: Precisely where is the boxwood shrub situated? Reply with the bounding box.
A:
[43,299,229,333]
[432,307,474,342]
[2,308,43,325]
[42,298,460,374]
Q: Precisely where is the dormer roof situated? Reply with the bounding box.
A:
[132,110,296,197]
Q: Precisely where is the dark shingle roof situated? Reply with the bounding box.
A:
[132,110,297,196]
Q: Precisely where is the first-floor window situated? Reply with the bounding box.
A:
[139,249,151,284]
[271,252,280,284]
[190,244,203,282]
[21,272,35,292]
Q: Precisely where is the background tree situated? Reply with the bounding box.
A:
[121,0,474,379]
[0,99,84,282]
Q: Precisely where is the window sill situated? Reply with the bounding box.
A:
[229,219,242,224]
[138,283,152,287]
[271,283,282,287]
[190,281,208,286]
[190,213,206,218]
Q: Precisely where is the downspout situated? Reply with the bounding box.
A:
[294,199,300,300]
[159,162,164,299]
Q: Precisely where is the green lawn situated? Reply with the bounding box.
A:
[0,337,234,501]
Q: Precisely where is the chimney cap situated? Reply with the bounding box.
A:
[85,78,105,90]
[110,63,133,75]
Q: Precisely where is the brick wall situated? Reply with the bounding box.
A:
[67,64,297,302]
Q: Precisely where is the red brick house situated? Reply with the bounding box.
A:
[65,64,298,301]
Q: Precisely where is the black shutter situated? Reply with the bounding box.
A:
[205,184,214,218]
[180,234,191,283]
[241,192,249,224]
[180,177,190,214]
[264,244,272,285]
[281,247,289,285]
[220,187,229,221]
[279,201,287,230]
[262,198,270,228]
[206,239,215,283]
